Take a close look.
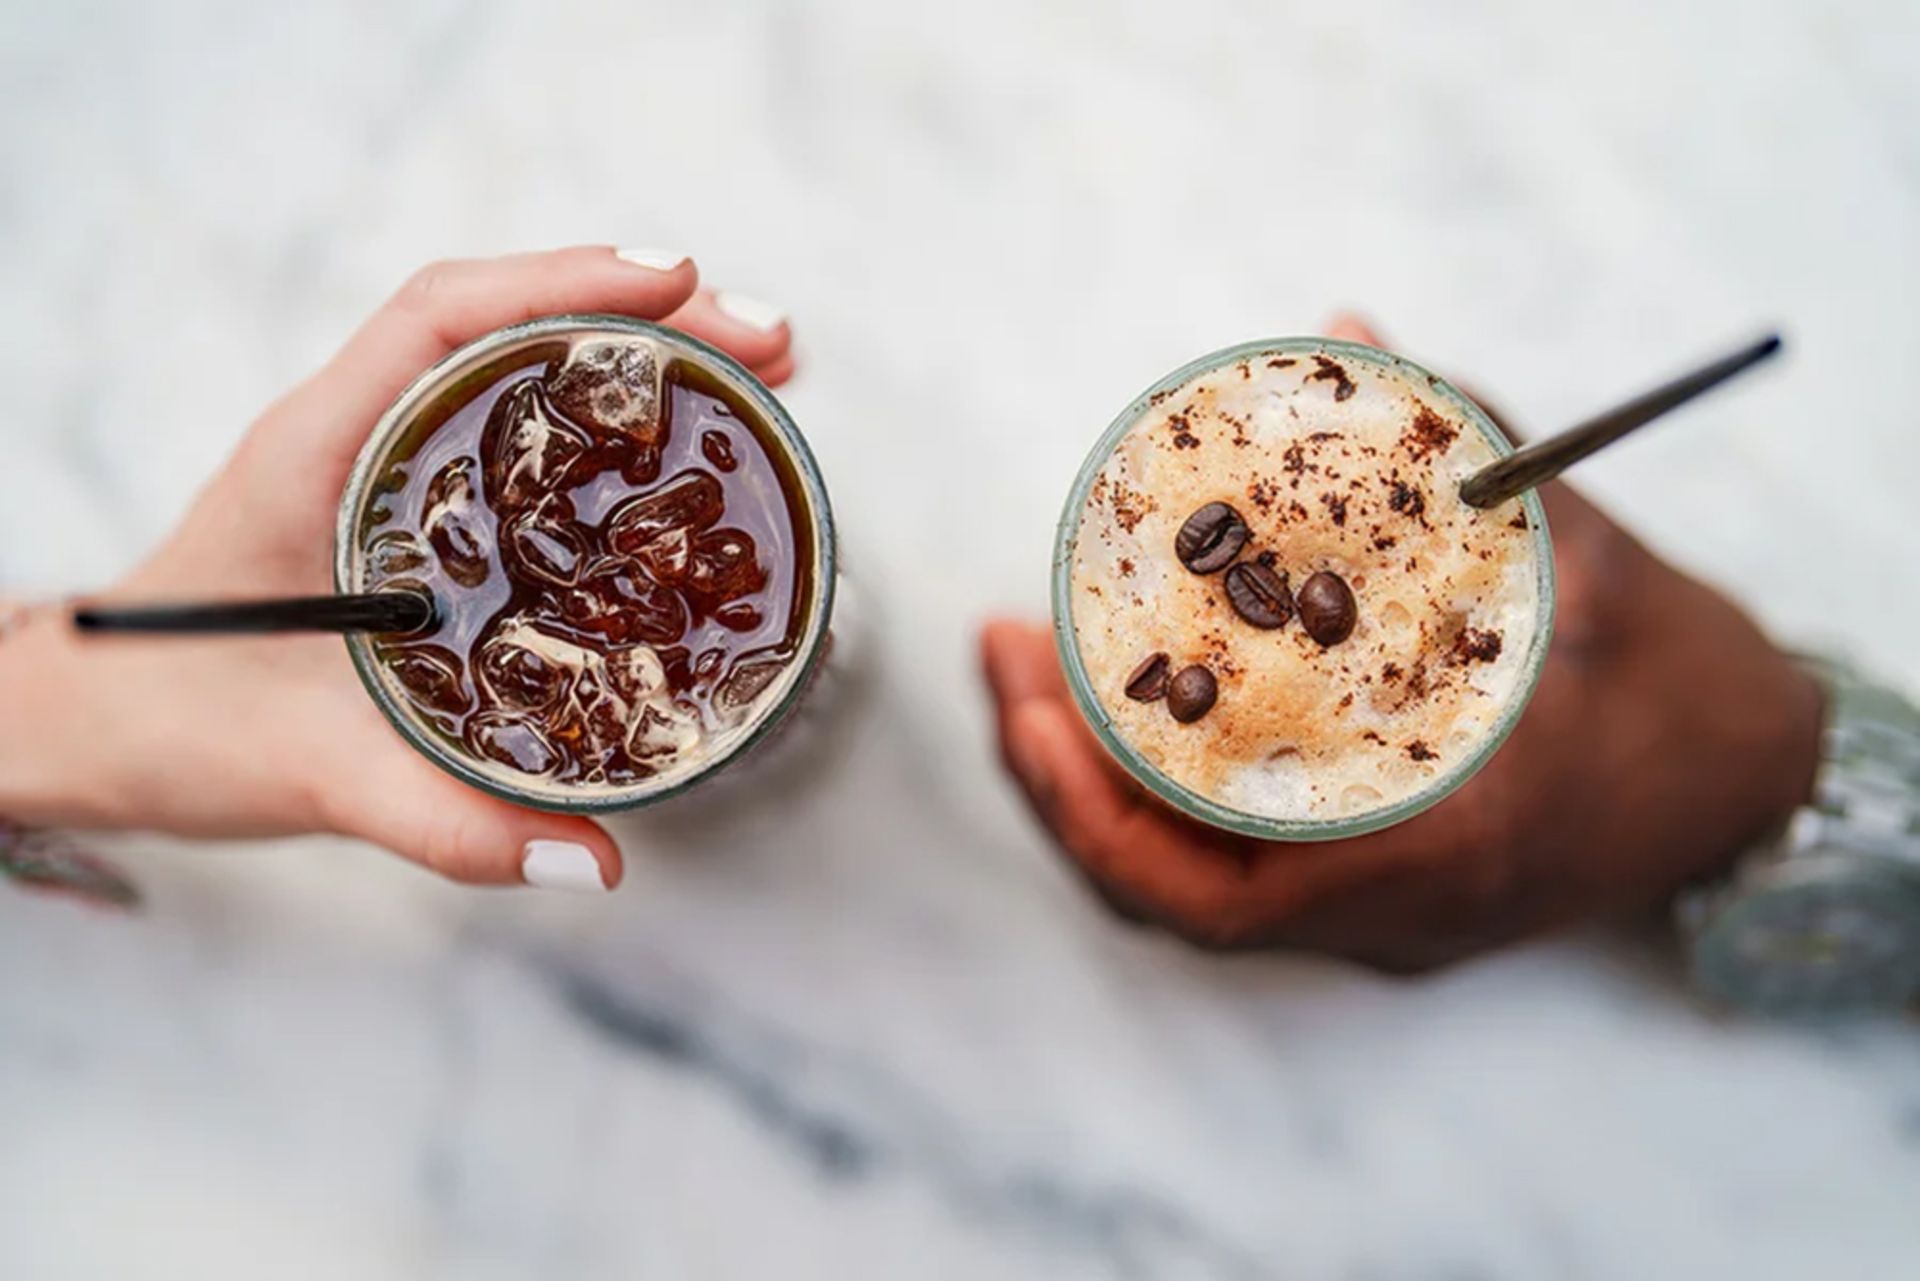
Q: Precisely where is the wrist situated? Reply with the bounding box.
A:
[1680,658,1920,1013]
[0,601,118,828]
[1682,656,1826,889]
[1704,658,1828,886]
[1760,662,1826,827]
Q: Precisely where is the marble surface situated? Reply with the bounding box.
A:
[4,1,1919,1277]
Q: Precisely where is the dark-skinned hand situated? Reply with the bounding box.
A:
[981,316,1822,973]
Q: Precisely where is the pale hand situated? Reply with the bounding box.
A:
[0,247,796,890]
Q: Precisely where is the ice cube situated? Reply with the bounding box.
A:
[365,530,429,583]
[700,430,738,473]
[631,527,693,586]
[608,645,670,705]
[548,338,663,444]
[559,567,689,647]
[656,646,694,691]
[604,469,724,556]
[501,512,591,588]
[463,711,562,777]
[684,528,766,608]
[475,622,576,712]
[575,664,624,733]
[421,458,491,588]
[618,440,663,488]
[627,703,703,761]
[714,650,791,716]
[385,643,473,716]
[711,602,764,633]
[482,379,589,515]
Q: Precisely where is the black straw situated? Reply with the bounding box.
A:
[72,592,436,637]
[1458,332,1783,509]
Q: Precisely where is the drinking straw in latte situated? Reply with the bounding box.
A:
[1458,332,1782,509]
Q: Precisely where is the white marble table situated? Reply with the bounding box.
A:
[3,2,1918,1277]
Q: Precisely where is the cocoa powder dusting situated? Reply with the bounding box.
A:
[1110,484,1155,533]
[1386,476,1428,526]
[1168,410,1200,450]
[1448,627,1503,664]
[1308,355,1356,402]
[1400,402,1458,460]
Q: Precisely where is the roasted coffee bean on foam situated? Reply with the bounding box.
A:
[1125,652,1171,702]
[1166,665,1218,723]
[1225,562,1293,630]
[1175,502,1250,574]
[1296,571,1357,647]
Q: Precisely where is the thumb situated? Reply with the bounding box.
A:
[332,755,624,892]
[1324,313,1387,347]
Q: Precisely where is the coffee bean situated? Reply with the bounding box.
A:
[1124,651,1171,701]
[1297,571,1357,646]
[1174,502,1250,574]
[1224,562,1293,629]
[1166,665,1218,722]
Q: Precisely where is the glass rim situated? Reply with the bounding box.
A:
[333,313,838,815]
[1050,336,1556,843]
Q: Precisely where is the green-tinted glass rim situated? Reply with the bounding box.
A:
[334,314,837,815]
[1050,336,1555,842]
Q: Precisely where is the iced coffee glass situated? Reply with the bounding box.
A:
[336,315,836,814]
[1053,338,1555,841]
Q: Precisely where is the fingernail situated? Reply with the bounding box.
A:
[715,291,786,333]
[521,840,610,893]
[616,247,690,272]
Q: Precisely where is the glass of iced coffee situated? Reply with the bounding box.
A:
[335,315,835,814]
[1054,338,1555,841]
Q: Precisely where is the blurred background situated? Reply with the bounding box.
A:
[2,1,1917,1277]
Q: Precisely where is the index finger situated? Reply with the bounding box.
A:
[982,618,1457,945]
[982,621,1254,911]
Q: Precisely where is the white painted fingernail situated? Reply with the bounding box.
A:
[715,291,786,333]
[616,247,690,272]
[522,840,609,893]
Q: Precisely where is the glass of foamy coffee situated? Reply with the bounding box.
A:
[336,315,835,814]
[1055,339,1554,840]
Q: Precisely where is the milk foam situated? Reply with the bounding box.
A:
[1067,345,1543,825]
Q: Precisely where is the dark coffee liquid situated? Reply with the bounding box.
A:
[357,334,814,789]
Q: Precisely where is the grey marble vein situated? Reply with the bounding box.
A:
[552,961,1276,1280]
